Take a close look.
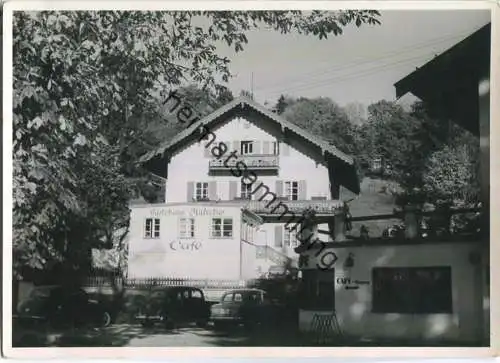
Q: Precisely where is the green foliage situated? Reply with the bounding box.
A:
[274,95,297,115]
[355,99,480,209]
[423,139,480,205]
[282,97,357,155]
[13,10,380,278]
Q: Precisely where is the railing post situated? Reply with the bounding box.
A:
[333,212,347,242]
[404,205,419,239]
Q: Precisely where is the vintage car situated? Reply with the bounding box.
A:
[14,285,113,329]
[210,288,284,329]
[134,286,211,328]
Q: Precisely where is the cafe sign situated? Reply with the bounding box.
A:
[169,240,202,251]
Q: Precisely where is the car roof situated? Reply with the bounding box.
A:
[224,288,265,293]
[151,286,202,292]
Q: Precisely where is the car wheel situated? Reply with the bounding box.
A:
[196,319,208,328]
[213,321,227,330]
[101,311,112,327]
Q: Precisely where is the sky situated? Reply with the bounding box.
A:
[215,10,491,109]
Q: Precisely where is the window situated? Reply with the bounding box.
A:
[222,293,234,302]
[372,266,452,314]
[234,293,243,302]
[284,227,299,247]
[298,270,335,310]
[284,181,299,201]
[144,218,160,238]
[272,141,279,155]
[241,182,252,200]
[194,182,208,200]
[179,218,195,238]
[242,223,254,242]
[191,290,203,299]
[240,141,254,155]
[210,218,233,238]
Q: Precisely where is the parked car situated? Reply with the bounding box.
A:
[14,285,113,329]
[267,265,299,280]
[210,288,284,329]
[134,286,211,328]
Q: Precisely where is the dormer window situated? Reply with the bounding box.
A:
[240,141,254,155]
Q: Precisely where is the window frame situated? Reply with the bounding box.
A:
[284,226,299,247]
[371,266,453,314]
[194,182,209,201]
[272,141,280,155]
[179,217,195,239]
[210,217,233,239]
[240,140,254,155]
[144,218,161,239]
[240,181,253,200]
[284,181,299,201]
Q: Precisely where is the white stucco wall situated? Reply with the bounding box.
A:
[165,116,332,203]
[297,241,485,343]
[127,204,243,279]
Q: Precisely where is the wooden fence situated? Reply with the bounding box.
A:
[83,275,248,291]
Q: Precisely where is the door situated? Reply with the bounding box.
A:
[177,288,191,322]
[189,289,207,321]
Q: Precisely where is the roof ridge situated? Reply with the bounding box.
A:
[140,95,354,165]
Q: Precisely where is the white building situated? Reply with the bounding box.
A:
[129,95,359,280]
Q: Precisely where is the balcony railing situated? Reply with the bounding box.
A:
[242,199,343,215]
[209,154,279,171]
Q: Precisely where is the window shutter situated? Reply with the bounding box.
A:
[253,141,261,154]
[208,181,217,200]
[187,181,194,202]
[204,145,212,158]
[229,181,237,200]
[262,141,270,155]
[275,180,283,198]
[233,140,240,154]
[274,225,283,247]
[299,180,307,200]
[281,142,290,156]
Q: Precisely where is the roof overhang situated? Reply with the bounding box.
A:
[394,23,490,136]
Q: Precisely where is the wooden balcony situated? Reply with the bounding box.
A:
[209,154,279,172]
[242,199,343,217]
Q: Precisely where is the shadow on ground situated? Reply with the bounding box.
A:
[13,323,487,347]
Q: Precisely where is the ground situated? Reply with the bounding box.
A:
[13,323,483,347]
[14,323,306,347]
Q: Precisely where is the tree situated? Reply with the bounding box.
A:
[423,136,480,205]
[13,10,381,279]
[282,97,357,155]
[274,94,297,115]
[344,101,367,126]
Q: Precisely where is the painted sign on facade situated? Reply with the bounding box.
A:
[150,207,225,218]
[169,240,202,251]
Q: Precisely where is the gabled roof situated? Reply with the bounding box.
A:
[139,96,360,194]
